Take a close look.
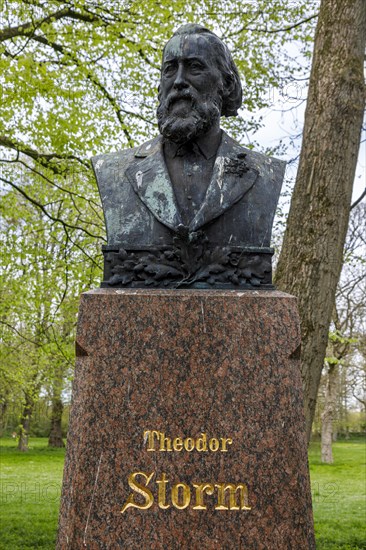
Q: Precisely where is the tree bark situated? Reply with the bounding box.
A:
[48,396,65,448]
[48,363,66,448]
[0,399,8,437]
[17,393,34,452]
[275,0,366,442]
[321,364,338,463]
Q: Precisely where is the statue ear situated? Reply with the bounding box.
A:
[221,72,242,117]
[223,74,235,98]
[220,74,234,111]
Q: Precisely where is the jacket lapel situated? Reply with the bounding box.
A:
[189,132,259,231]
[126,132,258,234]
[125,136,183,231]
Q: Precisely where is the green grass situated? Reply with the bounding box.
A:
[0,438,365,549]
[0,438,65,549]
[309,440,366,549]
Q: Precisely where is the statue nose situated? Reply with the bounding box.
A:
[173,65,189,90]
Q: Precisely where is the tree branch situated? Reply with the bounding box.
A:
[0,8,100,42]
[0,136,90,170]
[227,13,318,38]
[0,321,43,346]
[0,175,106,241]
[17,32,135,146]
[3,156,103,216]
[1,4,159,70]
[351,187,366,210]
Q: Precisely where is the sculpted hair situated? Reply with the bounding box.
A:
[163,23,242,117]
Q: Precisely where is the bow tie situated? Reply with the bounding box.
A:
[174,141,201,157]
[164,139,204,159]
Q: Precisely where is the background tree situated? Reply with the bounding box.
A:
[321,201,366,462]
[275,0,366,441]
[0,178,95,448]
[1,0,320,444]
[5,0,365,446]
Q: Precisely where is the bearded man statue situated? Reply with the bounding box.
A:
[92,24,285,288]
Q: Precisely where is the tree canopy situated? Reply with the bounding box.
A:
[3,0,364,445]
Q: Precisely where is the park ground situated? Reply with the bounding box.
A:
[0,438,365,549]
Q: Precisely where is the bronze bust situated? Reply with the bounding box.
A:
[92,24,285,288]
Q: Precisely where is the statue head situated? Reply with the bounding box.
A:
[157,24,242,144]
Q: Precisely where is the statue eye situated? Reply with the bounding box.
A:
[163,64,176,76]
[189,61,204,72]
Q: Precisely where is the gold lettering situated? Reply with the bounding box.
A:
[156,473,170,509]
[192,483,214,510]
[171,482,191,509]
[144,430,160,451]
[209,438,219,452]
[121,470,251,513]
[220,437,233,452]
[173,437,183,451]
[121,472,154,514]
[215,483,251,511]
[159,432,172,452]
[143,430,234,452]
[184,437,195,452]
[196,433,207,452]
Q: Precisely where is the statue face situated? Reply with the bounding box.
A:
[157,33,223,144]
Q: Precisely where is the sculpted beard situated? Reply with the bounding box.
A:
[157,91,222,144]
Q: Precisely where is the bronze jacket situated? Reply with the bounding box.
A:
[92,131,285,248]
[91,131,285,287]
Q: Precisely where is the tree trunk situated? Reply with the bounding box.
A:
[0,399,8,436]
[275,0,366,443]
[17,393,34,452]
[321,364,338,463]
[48,396,65,448]
[343,391,349,439]
[48,363,66,448]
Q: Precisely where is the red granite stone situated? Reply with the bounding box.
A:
[57,289,315,549]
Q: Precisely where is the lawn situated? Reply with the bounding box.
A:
[0,438,365,549]
[309,440,366,549]
[0,438,64,549]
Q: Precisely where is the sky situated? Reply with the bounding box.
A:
[253,89,365,204]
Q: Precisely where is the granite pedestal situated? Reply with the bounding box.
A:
[57,289,315,549]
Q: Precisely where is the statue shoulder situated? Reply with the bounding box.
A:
[91,136,160,175]
[245,148,286,182]
[222,132,286,182]
[90,145,136,177]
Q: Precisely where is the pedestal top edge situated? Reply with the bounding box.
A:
[80,288,296,299]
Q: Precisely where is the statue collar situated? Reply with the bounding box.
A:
[126,131,258,233]
[163,128,222,160]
